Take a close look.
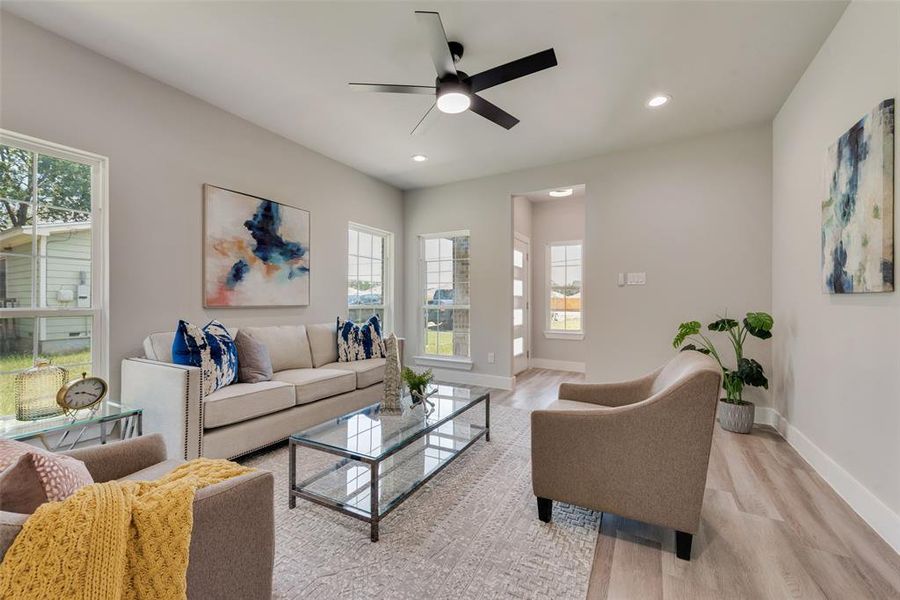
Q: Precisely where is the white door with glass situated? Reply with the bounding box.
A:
[513,236,529,374]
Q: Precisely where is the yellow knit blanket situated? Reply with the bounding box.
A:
[0,458,253,600]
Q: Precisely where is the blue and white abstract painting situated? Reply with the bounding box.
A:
[204,185,310,307]
[823,99,895,294]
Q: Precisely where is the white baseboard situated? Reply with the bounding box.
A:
[754,407,900,555]
[529,358,586,373]
[428,368,516,391]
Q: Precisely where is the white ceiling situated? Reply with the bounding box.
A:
[4,1,846,190]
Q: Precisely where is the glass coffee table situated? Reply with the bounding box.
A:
[288,383,490,541]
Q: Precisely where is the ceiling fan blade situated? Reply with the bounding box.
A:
[465,49,558,93]
[469,95,519,130]
[415,11,458,78]
[411,103,439,136]
[348,83,436,95]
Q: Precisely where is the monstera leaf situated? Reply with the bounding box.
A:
[743,312,774,339]
[673,321,701,349]
[708,318,738,332]
[680,343,711,355]
[737,358,768,389]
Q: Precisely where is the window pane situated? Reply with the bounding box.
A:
[550,311,565,330]
[566,311,582,331]
[452,330,470,357]
[348,229,358,256]
[453,282,470,305]
[513,280,524,297]
[1,200,33,237]
[0,145,34,203]
[567,244,582,264]
[551,266,565,287]
[513,337,524,356]
[424,238,440,260]
[452,236,469,259]
[1,253,33,308]
[43,257,92,308]
[550,245,566,265]
[513,250,524,269]
[513,309,523,326]
[37,154,92,213]
[38,209,91,260]
[372,236,383,260]
[566,266,581,286]
[1,316,36,416]
[358,232,373,258]
[39,316,91,366]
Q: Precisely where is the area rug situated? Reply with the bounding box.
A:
[240,404,601,600]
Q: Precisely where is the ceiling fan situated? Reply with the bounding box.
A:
[349,10,558,135]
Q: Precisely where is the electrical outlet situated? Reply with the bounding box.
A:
[488,352,495,364]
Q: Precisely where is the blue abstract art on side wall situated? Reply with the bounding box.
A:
[204,185,310,307]
[822,98,895,294]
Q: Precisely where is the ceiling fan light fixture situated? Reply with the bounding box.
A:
[436,90,471,114]
[549,188,574,198]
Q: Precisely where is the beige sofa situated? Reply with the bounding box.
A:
[530,352,722,561]
[122,323,401,460]
[0,434,274,600]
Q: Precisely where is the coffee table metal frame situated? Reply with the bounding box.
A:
[288,392,490,542]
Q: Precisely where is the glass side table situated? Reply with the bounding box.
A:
[0,401,143,451]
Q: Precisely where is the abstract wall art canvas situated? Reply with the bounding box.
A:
[823,98,895,294]
[204,185,310,307]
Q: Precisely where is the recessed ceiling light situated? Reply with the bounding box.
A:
[549,188,573,198]
[411,154,429,162]
[647,94,671,108]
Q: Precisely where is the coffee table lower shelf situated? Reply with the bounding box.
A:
[288,390,490,541]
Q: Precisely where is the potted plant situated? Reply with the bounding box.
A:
[401,367,434,406]
[672,312,774,433]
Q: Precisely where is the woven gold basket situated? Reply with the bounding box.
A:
[15,361,69,421]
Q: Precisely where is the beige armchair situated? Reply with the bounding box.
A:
[0,434,274,599]
[530,352,722,560]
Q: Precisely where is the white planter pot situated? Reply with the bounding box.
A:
[718,399,754,434]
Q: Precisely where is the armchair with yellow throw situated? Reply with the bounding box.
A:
[530,352,722,560]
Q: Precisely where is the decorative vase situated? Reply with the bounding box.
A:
[381,334,403,414]
[15,361,68,421]
[718,399,754,434]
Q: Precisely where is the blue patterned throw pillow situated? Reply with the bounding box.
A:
[172,320,239,395]
[337,315,386,362]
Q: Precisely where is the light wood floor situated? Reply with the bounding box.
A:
[495,369,900,600]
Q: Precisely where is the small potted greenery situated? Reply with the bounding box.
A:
[401,367,434,406]
[673,312,774,433]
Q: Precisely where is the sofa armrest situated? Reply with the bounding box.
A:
[187,470,274,600]
[558,368,659,407]
[62,434,168,483]
[0,511,27,563]
[121,358,203,460]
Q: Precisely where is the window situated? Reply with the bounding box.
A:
[347,223,392,330]
[0,132,108,417]
[420,232,470,359]
[546,241,583,337]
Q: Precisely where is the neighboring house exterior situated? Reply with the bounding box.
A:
[0,222,92,354]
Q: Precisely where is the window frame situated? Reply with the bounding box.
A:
[544,239,584,340]
[0,129,110,395]
[415,230,472,369]
[347,221,393,332]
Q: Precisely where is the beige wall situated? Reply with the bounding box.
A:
[530,197,587,366]
[772,0,900,545]
[0,13,404,395]
[405,124,773,394]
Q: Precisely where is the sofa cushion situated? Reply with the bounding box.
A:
[234,330,273,383]
[321,358,386,389]
[307,323,338,367]
[337,315,386,362]
[172,320,239,395]
[0,440,93,512]
[203,381,295,429]
[272,368,356,405]
[241,325,313,372]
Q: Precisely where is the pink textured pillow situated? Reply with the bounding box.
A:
[0,440,93,513]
